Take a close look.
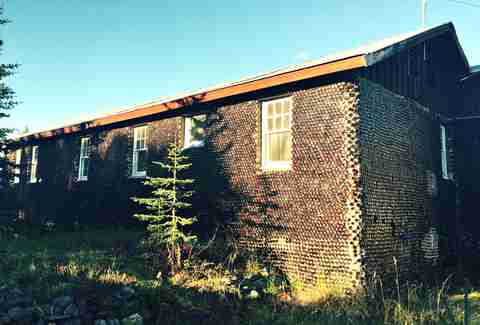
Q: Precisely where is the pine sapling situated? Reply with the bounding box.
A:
[132,142,197,274]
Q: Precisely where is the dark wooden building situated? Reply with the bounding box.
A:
[4,22,476,289]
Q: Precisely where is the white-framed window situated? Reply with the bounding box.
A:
[132,126,148,177]
[30,146,39,183]
[261,97,293,171]
[440,124,449,180]
[78,137,90,181]
[17,209,25,221]
[14,149,22,184]
[184,114,207,148]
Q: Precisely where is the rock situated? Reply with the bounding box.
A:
[34,320,47,325]
[5,295,33,310]
[121,286,135,298]
[10,288,24,297]
[107,319,120,325]
[48,315,71,321]
[122,300,141,316]
[83,312,95,324]
[0,313,10,325]
[53,296,75,310]
[64,303,80,317]
[8,307,34,323]
[31,306,45,321]
[76,300,88,316]
[183,306,211,322]
[60,319,81,325]
[115,286,135,302]
[95,320,108,325]
[121,313,143,325]
[141,308,153,321]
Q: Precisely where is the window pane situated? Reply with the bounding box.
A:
[262,98,292,168]
[191,126,204,142]
[267,104,274,117]
[136,127,145,140]
[275,117,282,130]
[136,138,147,150]
[81,139,90,157]
[16,150,21,164]
[267,118,273,131]
[81,158,89,178]
[283,115,290,129]
[32,147,38,161]
[134,127,147,149]
[275,102,282,114]
[186,115,206,146]
[283,101,290,113]
[268,132,291,162]
[268,134,276,161]
[137,150,147,172]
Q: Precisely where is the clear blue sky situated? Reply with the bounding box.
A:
[1,0,479,133]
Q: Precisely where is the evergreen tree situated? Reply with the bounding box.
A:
[132,142,197,274]
[21,125,29,135]
[0,7,18,190]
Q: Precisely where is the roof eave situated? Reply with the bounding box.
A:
[16,55,367,143]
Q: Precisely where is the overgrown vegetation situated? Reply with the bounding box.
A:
[1,229,479,324]
[132,142,197,275]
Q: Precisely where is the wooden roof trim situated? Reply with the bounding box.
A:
[20,55,367,141]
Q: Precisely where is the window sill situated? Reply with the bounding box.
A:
[261,163,292,173]
[130,174,147,179]
[183,141,205,150]
[77,178,88,182]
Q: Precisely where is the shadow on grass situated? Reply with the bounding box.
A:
[1,230,475,325]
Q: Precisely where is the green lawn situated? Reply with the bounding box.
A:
[0,229,479,324]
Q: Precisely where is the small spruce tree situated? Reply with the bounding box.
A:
[132,142,197,274]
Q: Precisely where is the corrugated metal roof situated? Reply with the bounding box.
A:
[16,22,464,140]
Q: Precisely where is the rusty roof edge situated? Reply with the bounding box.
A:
[13,55,367,143]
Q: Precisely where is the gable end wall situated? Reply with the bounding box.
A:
[358,79,442,282]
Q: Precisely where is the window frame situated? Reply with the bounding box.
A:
[13,148,21,184]
[440,124,449,180]
[261,97,293,171]
[132,126,148,178]
[78,137,91,182]
[184,114,207,149]
[30,146,39,183]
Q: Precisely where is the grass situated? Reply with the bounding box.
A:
[1,229,479,324]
